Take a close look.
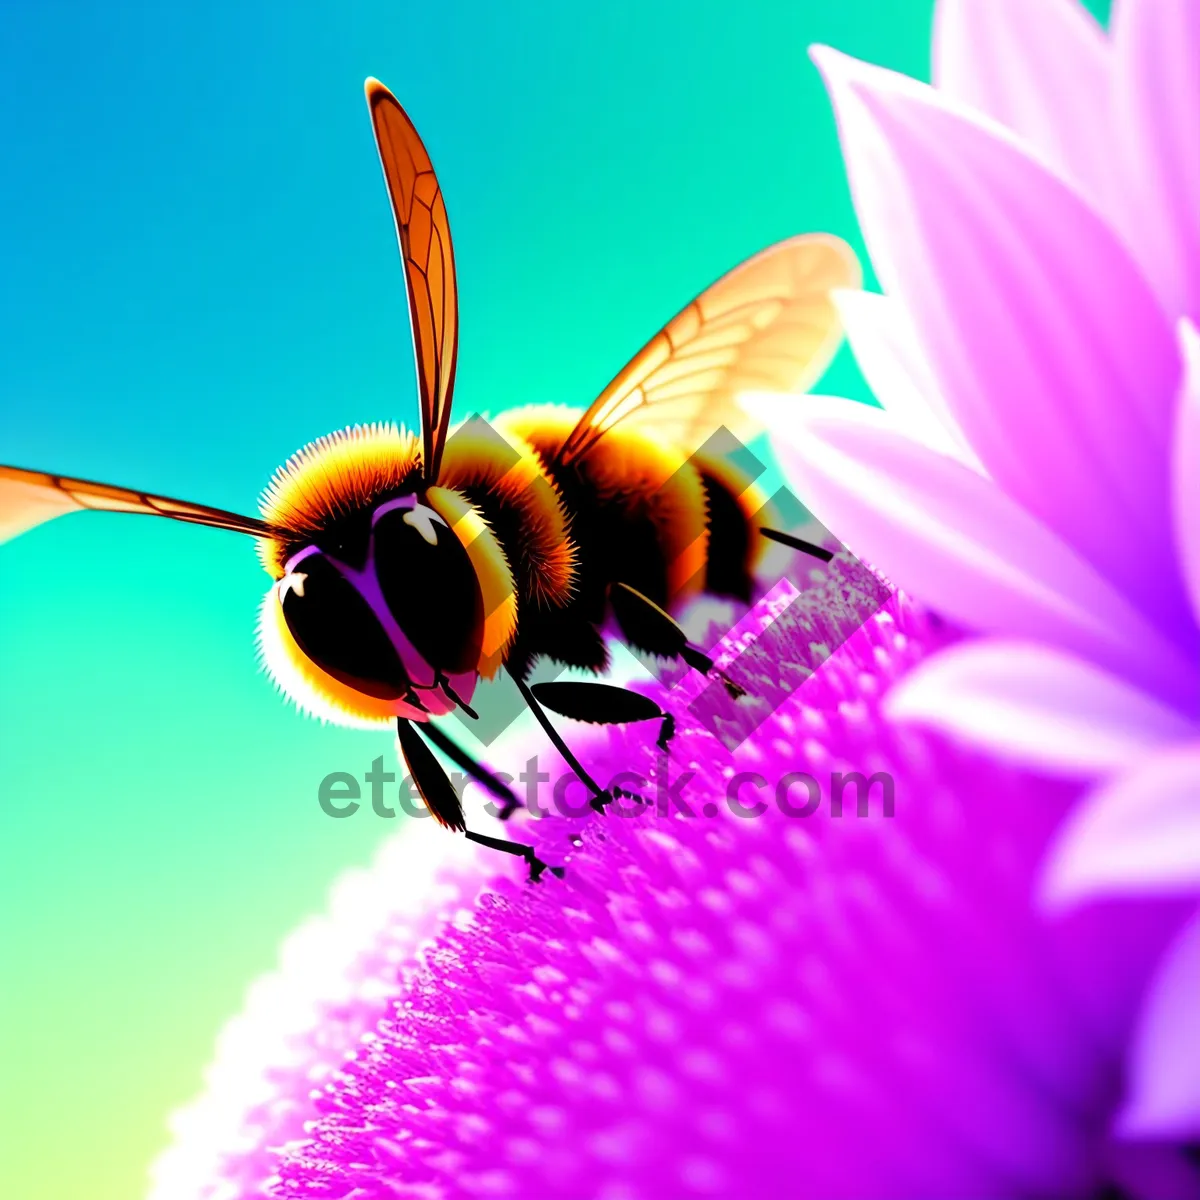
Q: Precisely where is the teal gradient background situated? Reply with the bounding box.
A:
[0,1,1108,1196]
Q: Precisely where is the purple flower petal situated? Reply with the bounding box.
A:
[742,393,1195,710]
[1120,905,1200,1139]
[1111,0,1200,322]
[933,0,1114,210]
[147,826,518,1200]
[811,46,1187,638]
[829,290,984,470]
[1042,744,1200,908]
[1173,319,1200,632]
[885,639,1195,776]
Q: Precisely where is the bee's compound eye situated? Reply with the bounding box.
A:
[279,554,410,700]
[374,503,484,676]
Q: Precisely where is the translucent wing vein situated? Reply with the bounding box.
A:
[366,79,459,481]
[558,234,860,463]
[0,464,271,545]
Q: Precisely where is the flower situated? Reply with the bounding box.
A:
[258,562,1199,1199]
[741,0,1200,1138]
[147,828,522,1200]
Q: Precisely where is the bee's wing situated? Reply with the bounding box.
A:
[365,79,459,484]
[556,234,860,465]
[0,464,272,545]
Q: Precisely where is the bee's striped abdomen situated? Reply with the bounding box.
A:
[489,405,767,677]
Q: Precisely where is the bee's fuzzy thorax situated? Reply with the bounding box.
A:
[257,423,423,578]
[440,413,577,610]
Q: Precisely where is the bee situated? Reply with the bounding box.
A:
[0,79,858,877]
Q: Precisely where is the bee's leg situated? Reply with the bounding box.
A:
[397,717,467,830]
[530,680,676,751]
[419,720,521,821]
[759,527,834,562]
[610,583,745,699]
[438,674,480,720]
[464,828,564,883]
[508,669,615,812]
[657,712,676,752]
[400,721,549,878]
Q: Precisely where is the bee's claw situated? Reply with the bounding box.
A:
[719,673,746,700]
[528,856,565,883]
[466,828,560,883]
[656,712,677,751]
[589,790,614,813]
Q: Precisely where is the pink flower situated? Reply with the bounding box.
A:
[251,564,1199,1198]
[147,6,1200,1187]
[147,831,521,1200]
[745,0,1200,1138]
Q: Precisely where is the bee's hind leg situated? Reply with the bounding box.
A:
[759,527,834,562]
[610,583,746,699]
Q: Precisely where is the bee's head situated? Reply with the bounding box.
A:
[259,486,517,727]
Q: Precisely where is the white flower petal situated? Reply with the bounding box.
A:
[933,0,1115,210]
[1042,744,1200,908]
[832,289,985,472]
[744,393,1195,710]
[1173,319,1200,634]
[1112,0,1200,322]
[148,821,517,1199]
[885,639,1194,776]
[812,45,1187,637]
[1119,905,1200,1139]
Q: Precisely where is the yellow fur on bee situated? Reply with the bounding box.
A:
[425,486,518,679]
[257,423,423,579]
[254,420,522,692]
[439,416,576,609]
[496,404,709,604]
